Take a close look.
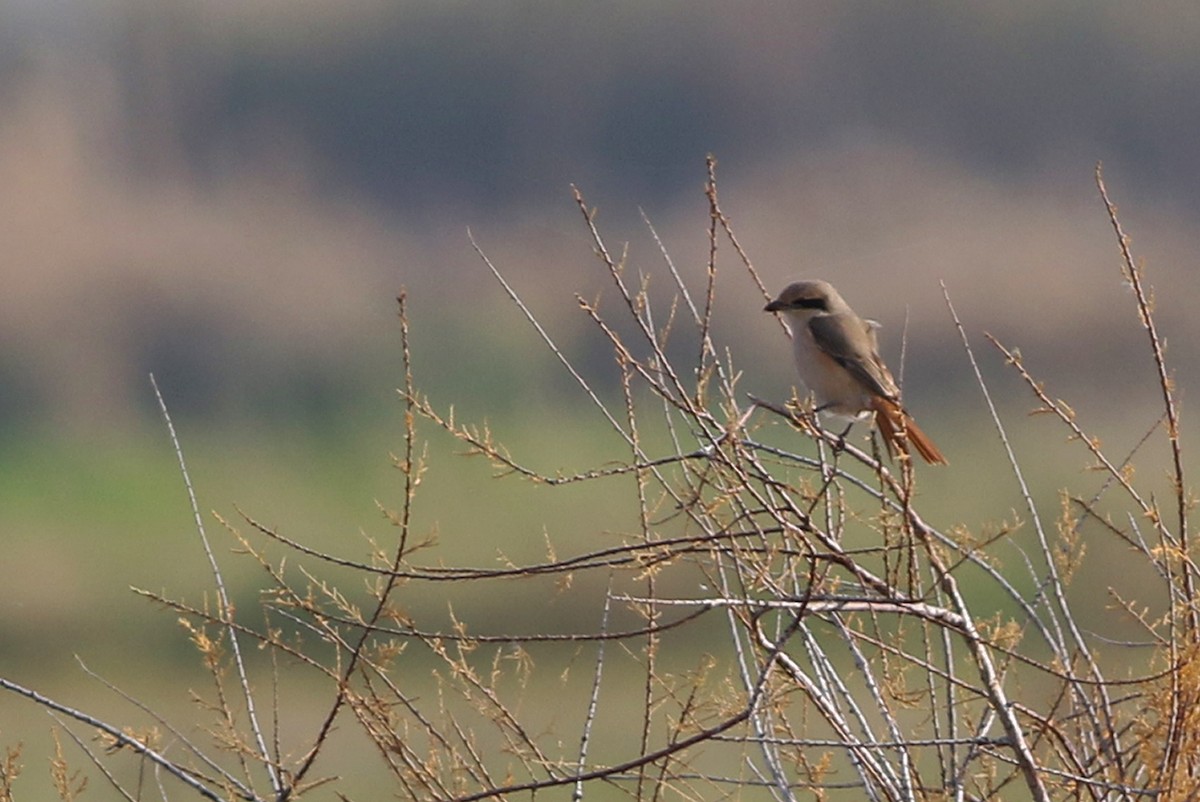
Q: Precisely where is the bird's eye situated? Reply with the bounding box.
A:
[797,298,827,311]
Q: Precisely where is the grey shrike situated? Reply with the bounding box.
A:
[765,279,947,465]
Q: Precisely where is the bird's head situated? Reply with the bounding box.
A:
[764,280,846,316]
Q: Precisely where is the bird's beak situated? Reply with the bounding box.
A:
[764,299,785,312]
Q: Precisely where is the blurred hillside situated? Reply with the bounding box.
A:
[0,1,1198,432]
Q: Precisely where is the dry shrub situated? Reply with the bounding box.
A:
[1,161,1194,801]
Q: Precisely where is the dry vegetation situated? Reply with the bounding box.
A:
[0,161,1194,801]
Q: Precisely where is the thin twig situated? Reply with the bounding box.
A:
[150,373,279,797]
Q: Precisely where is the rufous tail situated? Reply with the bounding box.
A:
[869,397,948,465]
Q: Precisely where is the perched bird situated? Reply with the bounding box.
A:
[764,279,946,464]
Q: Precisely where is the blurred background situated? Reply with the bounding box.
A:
[1,0,1198,796]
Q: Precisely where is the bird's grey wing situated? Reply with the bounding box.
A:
[808,313,899,399]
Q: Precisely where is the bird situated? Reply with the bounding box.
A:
[764,279,947,464]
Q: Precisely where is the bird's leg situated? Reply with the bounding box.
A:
[811,402,854,454]
[833,420,855,454]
